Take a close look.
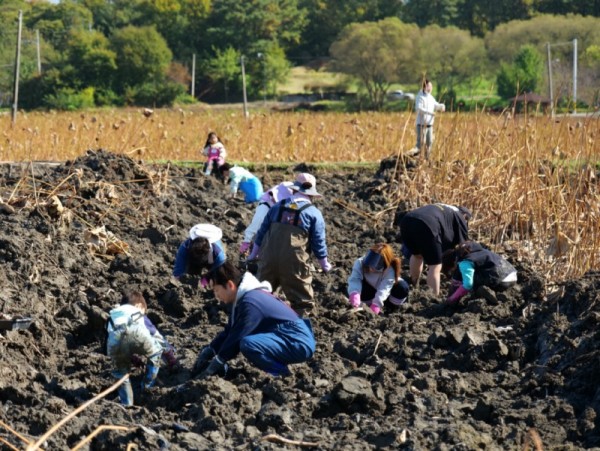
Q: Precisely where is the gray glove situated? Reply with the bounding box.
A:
[192,346,215,375]
[198,357,228,379]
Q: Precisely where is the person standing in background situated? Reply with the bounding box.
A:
[414,79,445,160]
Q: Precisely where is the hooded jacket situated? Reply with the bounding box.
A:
[210,272,300,362]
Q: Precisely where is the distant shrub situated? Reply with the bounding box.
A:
[95,88,123,107]
[44,87,95,111]
[125,81,185,107]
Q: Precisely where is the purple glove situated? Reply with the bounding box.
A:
[247,244,260,260]
[349,292,361,308]
[239,241,251,254]
[318,257,332,273]
[200,277,209,289]
[446,284,470,305]
[369,304,382,315]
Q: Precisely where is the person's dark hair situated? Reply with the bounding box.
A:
[218,163,232,180]
[127,291,147,311]
[422,78,431,90]
[209,261,242,287]
[205,131,220,148]
[441,241,474,274]
[189,237,211,270]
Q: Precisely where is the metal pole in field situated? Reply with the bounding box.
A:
[36,29,41,75]
[11,10,23,125]
[240,55,249,118]
[572,38,577,113]
[546,43,554,117]
[191,53,196,98]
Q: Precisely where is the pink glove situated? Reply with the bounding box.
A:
[239,242,251,254]
[247,244,260,260]
[200,277,209,289]
[369,304,381,315]
[318,257,332,273]
[349,292,361,308]
[446,284,469,305]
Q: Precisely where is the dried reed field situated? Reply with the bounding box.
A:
[1,109,598,283]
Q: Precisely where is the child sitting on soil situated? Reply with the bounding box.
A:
[106,291,163,406]
[347,243,410,315]
[441,241,517,305]
[173,224,226,287]
[239,180,294,254]
[202,132,227,176]
[192,262,316,379]
[218,163,264,203]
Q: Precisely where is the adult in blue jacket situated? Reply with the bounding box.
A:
[247,173,331,315]
[400,203,471,295]
[173,224,226,285]
[193,262,316,378]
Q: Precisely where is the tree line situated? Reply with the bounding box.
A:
[0,0,599,110]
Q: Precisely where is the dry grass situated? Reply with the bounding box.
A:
[0,108,598,282]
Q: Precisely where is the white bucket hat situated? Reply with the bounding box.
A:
[189,224,223,243]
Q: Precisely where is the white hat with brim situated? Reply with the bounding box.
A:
[189,224,223,243]
[290,173,322,197]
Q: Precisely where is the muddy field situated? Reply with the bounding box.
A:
[0,150,599,450]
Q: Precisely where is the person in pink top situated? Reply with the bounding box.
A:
[202,132,227,176]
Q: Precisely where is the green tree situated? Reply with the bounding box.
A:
[496,45,543,99]
[110,25,172,92]
[402,0,460,28]
[330,17,419,109]
[67,30,117,88]
[486,14,600,65]
[206,46,241,102]
[293,0,404,58]
[203,0,307,54]
[416,25,487,101]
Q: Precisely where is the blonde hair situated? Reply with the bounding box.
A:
[369,243,401,282]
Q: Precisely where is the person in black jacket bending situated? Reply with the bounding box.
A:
[400,203,471,295]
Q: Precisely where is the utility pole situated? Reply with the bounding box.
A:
[36,29,41,75]
[546,42,554,117]
[12,10,23,125]
[572,38,577,113]
[240,55,249,118]
[191,53,196,98]
[257,52,266,107]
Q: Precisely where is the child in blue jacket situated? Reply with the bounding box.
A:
[173,224,226,286]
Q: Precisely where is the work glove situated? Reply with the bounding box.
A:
[318,257,332,273]
[247,244,260,261]
[198,357,228,379]
[141,362,159,391]
[200,277,209,289]
[162,347,178,369]
[192,346,215,375]
[446,284,470,305]
[348,292,361,308]
[239,241,251,254]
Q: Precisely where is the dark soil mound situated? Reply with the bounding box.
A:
[0,150,599,449]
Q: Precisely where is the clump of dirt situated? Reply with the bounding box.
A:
[0,149,599,449]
